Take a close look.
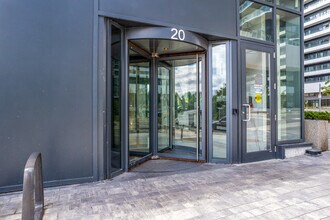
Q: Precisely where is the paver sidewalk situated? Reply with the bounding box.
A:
[1,152,330,220]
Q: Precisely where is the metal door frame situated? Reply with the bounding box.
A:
[156,53,206,161]
[207,41,233,164]
[103,19,126,178]
[156,61,172,153]
[240,41,276,163]
[125,27,208,165]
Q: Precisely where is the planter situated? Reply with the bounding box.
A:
[305,119,328,151]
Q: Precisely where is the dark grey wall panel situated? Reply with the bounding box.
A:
[0,0,94,190]
[99,0,237,38]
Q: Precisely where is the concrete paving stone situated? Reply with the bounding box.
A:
[257,210,292,220]
[228,205,249,214]
[249,207,269,216]
[311,195,330,208]
[277,205,314,219]
[0,213,21,220]
[1,152,330,219]
[220,211,254,220]
[192,211,224,220]
[213,208,237,218]
[262,202,283,212]
[282,197,305,206]
[294,207,330,220]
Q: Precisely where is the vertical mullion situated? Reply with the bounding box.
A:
[201,53,206,161]
[151,57,158,155]
[196,54,200,161]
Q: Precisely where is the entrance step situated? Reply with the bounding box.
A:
[278,142,313,159]
[305,148,322,156]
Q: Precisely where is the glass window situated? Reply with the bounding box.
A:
[305,74,330,84]
[305,49,330,61]
[305,7,330,23]
[157,66,170,152]
[305,36,330,49]
[277,0,300,11]
[305,62,330,72]
[128,58,151,164]
[211,44,227,159]
[276,10,301,141]
[240,0,274,42]
[110,25,122,173]
[305,21,330,36]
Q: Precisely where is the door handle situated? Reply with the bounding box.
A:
[242,104,251,122]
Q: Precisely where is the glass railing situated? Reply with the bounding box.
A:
[305,21,330,36]
[305,36,330,49]
[305,0,328,11]
[305,74,330,83]
[305,49,330,60]
[305,62,330,72]
[305,7,330,22]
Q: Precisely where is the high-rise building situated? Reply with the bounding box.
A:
[304,0,330,108]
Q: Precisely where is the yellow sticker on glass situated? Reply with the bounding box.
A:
[255,93,262,103]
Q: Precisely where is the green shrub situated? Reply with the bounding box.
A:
[304,111,330,121]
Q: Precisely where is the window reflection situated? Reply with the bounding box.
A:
[173,59,198,150]
[110,25,121,173]
[212,44,227,159]
[240,0,273,42]
[245,50,271,153]
[128,59,151,164]
[277,0,300,11]
[276,10,301,141]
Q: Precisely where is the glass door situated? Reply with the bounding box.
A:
[241,42,275,162]
[106,23,123,177]
[128,52,152,165]
[127,36,207,165]
[157,65,171,152]
[157,55,204,161]
[172,57,198,154]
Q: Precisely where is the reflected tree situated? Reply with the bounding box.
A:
[212,84,226,120]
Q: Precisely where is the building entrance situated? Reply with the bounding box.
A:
[128,38,206,166]
[241,42,276,162]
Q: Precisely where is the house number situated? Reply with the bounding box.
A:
[171,28,185,41]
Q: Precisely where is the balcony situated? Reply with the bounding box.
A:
[305,56,330,66]
[305,28,330,41]
[304,68,330,77]
[304,0,330,15]
[304,14,330,29]
[305,42,330,54]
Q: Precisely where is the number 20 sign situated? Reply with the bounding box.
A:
[171,28,185,41]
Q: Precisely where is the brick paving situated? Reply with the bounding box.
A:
[1,152,330,220]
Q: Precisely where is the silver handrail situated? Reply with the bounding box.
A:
[22,152,44,220]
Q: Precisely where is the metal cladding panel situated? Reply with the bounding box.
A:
[0,0,94,189]
[99,0,237,38]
